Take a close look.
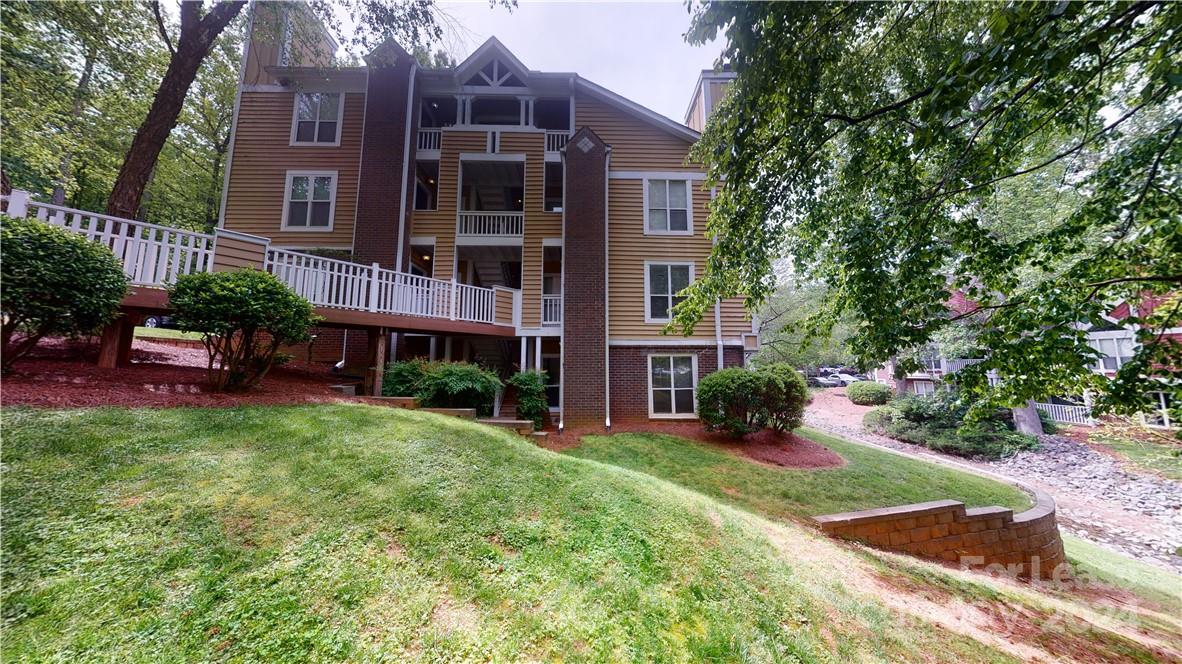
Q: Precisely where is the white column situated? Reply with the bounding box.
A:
[519,336,528,370]
[6,190,30,218]
[534,336,542,372]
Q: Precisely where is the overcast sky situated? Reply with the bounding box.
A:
[433,1,722,123]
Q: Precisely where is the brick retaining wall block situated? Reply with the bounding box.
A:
[813,493,1066,578]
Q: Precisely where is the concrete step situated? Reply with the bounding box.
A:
[477,418,535,435]
[420,407,477,419]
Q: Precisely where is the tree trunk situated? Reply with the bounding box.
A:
[106,1,245,218]
[205,144,226,231]
[1012,400,1045,436]
[52,46,97,206]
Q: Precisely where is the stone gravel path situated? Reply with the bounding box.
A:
[805,389,1182,573]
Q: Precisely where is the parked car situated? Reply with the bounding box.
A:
[141,314,176,329]
[809,375,843,388]
[827,373,864,386]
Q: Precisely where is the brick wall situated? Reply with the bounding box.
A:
[562,128,610,427]
[608,344,743,423]
[814,495,1066,578]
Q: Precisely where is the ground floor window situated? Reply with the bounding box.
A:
[1143,391,1175,429]
[649,354,696,417]
[912,380,936,396]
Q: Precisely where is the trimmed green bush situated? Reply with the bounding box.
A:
[382,358,430,397]
[697,367,766,437]
[863,391,1038,459]
[168,269,318,391]
[507,371,549,430]
[413,361,501,415]
[846,381,892,406]
[755,363,809,432]
[698,363,809,437]
[1,216,128,371]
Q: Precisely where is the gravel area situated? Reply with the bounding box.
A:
[806,388,1182,572]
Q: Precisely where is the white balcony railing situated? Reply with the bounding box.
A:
[417,128,442,151]
[457,211,524,236]
[1035,402,1094,426]
[545,130,570,152]
[2,193,214,286]
[542,294,562,325]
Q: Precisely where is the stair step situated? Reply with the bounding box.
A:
[420,407,477,419]
[477,418,535,435]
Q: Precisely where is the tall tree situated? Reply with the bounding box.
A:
[105,0,494,219]
[681,1,1181,419]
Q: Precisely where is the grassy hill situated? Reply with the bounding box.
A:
[3,405,1179,662]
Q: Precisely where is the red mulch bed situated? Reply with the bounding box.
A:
[545,420,845,469]
[2,337,358,408]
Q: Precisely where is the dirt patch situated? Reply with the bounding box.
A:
[805,387,876,429]
[2,337,358,408]
[546,420,844,469]
[431,598,480,634]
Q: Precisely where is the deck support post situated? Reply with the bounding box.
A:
[97,312,140,369]
[365,327,389,397]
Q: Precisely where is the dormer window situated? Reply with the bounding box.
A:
[464,59,524,88]
[291,92,342,145]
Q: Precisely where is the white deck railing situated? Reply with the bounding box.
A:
[542,294,562,325]
[265,249,373,310]
[545,130,570,152]
[3,194,214,286]
[417,128,442,151]
[457,211,524,236]
[1035,402,1094,426]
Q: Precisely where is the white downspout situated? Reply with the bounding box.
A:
[603,145,612,430]
[394,61,418,271]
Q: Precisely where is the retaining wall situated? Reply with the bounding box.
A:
[814,494,1065,577]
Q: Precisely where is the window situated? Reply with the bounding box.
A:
[649,355,697,417]
[292,92,341,145]
[415,161,438,210]
[544,163,563,212]
[913,380,936,396]
[283,172,336,229]
[645,178,691,234]
[645,262,693,322]
[1090,336,1135,371]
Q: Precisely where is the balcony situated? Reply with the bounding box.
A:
[542,294,562,325]
[417,128,442,152]
[545,130,570,153]
[457,211,523,239]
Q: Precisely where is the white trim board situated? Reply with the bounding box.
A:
[610,170,707,181]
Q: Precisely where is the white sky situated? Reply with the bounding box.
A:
[432,1,722,123]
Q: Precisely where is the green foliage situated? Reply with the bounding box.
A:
[864,392,1038,459]
[507,371,549,430]
[846,381,892,406]
[697,364,808,437]
[413,362,501,415]
[753,279,856,370]
[681,2,1182,422]
[167,270,317,392]
[0,216,127,371]
[697,368,766,437]
[381,358,431,397]
[1036,408,1061,435]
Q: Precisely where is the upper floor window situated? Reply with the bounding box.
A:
[282,171,336,230]
[645,178,692,235]
[292,92,342,145]
[645,262,693,323]
[1090,336,1135,371]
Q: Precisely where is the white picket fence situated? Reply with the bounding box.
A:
[3,193,214,285]
[1035,402,1094,426]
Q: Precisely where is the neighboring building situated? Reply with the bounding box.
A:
[218,4,757,427]
[683,69,735,131]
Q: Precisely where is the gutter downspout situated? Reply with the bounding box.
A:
[394,61,418,272]
[603,144,612,430]
[217,0,255,228]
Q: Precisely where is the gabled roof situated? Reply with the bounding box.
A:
[574,77,700,144]
[454,36,531,86]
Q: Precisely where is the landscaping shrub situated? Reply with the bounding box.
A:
[755,363,809,432]
[382,358,430,397]
[0,216,128,371]
[413,361,501,415]
[846,381,892,406]
[698,364,809,437]
[507,371,549,430]
[863,390,1038,459]
[697,367,765,436]
[1036,407,1061,434]
[168,269,318,391]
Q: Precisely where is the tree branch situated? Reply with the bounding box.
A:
[152,1,176,56]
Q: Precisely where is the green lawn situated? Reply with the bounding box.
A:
[3,406,1177,662]
[134,326,203,341]
[563,429,1032,522]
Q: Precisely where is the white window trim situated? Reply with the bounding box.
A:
[647,353,698,419]
[289,92,345,147]
[642,177,693,236]
[643,261,695,324]
[280,170,338,232]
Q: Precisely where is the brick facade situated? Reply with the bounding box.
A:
[609,344,743,423]
[561,128,610,427]
[814,495,1066,578]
